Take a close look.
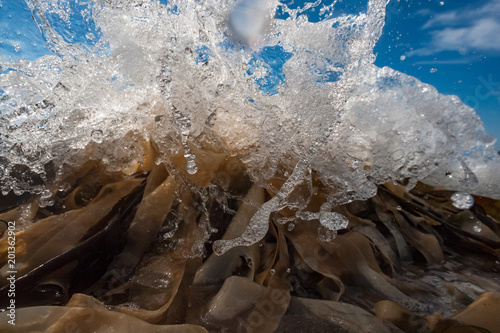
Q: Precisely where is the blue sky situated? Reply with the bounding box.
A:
[1,0,499,149]
[0,1,50,61]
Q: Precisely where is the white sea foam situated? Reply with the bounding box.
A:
[1,0,499,207]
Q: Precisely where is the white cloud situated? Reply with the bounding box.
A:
[406,0,500,58]
[435,19,500,51]
[421,11,458,29]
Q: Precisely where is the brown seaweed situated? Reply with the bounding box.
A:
[1,145,500,332]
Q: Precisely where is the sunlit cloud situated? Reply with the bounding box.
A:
[406,0,500,58]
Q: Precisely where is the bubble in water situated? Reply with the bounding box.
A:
[39,189,54,208]
[91,130,104,143]
[439,1,444,5]
[286,268,291,273]
[391,150,405,161]
[451,192,474,209]
[430,68,437,73]
[269,268,275,275]
[472,224,482,233]
[400,55,406,61]
[154,278,171,288]
[277,217,290,224]
[318,226,337,243]
[118,302,141,310]
[287,223,295,231]
[319,212,349,231]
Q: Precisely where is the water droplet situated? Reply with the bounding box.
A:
[287,223,295,231]
[396,206,402,211]
[451,192,474,210]
[91,129,104,143]
[269,268,275,275]
[472,225,482,233]
[186,158,198,175]
[230,0,271,46]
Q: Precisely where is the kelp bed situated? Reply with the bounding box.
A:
[1,144,500,333]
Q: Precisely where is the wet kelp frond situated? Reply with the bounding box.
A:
[0,144,499,333]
